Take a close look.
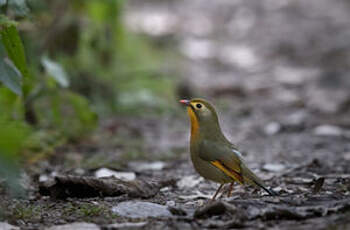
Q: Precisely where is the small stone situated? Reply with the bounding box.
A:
[0,222,19,230]
[111,201,172,218]
[179,190,212,200]
[128,161,166,171]
[45,222,99,230]
[74,168,85,175]
[168,206,187,216]
[219,45,259,70]
[273,187,283,192]
[262,163,286,172]
[264,122,281,135]
[166,200,175,207]
[180,38,215,60]
[274,89,302,106]
[104,222,147,230]
[313,125,343,137]
[39,174,49,182]
[194,201,228,218]
[94,168,136,181]
[283,110,307,127]
[177,175,203,189]
[274,66,319,85]
[160,186,170,192]
[343,152,350,161]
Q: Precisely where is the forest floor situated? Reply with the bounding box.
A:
[2,0,350,229]
[1,69,350,229]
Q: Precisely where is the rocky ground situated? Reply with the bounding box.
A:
[1,0,350,229]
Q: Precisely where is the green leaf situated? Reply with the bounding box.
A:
[0,58,22,95]
[41,56,69,88]
[0,15,17,27]
[0,24,29,79]
[0,115,31,197]
[67,91,97,127]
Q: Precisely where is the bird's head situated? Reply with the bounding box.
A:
[179,98,220,135]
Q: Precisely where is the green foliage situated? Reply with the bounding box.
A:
[12,203,40,220]
[41,56,69,88]
[0,57,22,95]
[0,23,29,80]
[0,113,31,197]
[0,0,177,195]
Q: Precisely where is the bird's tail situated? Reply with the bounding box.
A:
[253,180,278,196]
[242,165,278,196]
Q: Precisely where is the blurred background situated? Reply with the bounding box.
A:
[1,0,350,195]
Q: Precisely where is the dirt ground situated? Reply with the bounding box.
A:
[1,0,350,229]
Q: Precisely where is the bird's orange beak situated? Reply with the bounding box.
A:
[179,99,190,106]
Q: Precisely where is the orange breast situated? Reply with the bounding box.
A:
[187,107,199,142]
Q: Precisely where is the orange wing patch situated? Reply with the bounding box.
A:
[211,161,244,185]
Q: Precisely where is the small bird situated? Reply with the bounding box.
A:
[180,98,276,200]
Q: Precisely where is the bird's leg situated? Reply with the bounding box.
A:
[211,184,224,201]
[227,182,234,197]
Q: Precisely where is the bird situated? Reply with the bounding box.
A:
[180,98,277,200]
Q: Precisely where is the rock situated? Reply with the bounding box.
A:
[111,201,173,218]
[94,168,136,181]
[39,174,50,182]
[313,125,343,137]
[274,66,319,85]
[168,206,187,216]
[0,222,19,230]
[274,89,303,106]
[262,163,286,172]
[180,38,215,60]
[128,161,166,171]
[166,200,175,207]
[39,175,162,199]
[194,201,236,218]
[343,152,350,161]
[45,222,100,230]
[179,191,212,200]
[104,222,147,230]
[218,45,259,70]
[176,175,203,189]
[283,110,307,127]
[306,86,350,114]
[264,122,281,135]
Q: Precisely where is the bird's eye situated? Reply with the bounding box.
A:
[196,103,202,109]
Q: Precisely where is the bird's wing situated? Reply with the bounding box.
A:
[198,140,245,184]
[199,140,277,195]
[198,141,262,183]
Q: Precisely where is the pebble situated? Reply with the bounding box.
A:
[128,161,166,171]
[39,174,49,182]
[313,125,343,137]
[0,222,19,230]
[45,222,100,230]
[306,86,350,114]
[343,152,350,161]
[166,200,176,207]
[94,168,136,181]
[274,66,319,85]
[264,122,281,135]
[262,163,286,172]
[111,201,172,218]
[104,222,147,230]
[176,175,203,189]
[283,110,307,126]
